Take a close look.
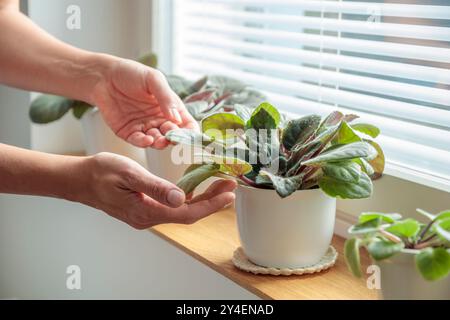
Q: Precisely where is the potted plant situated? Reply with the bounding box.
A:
[345,209,450,299]
[166,102,385,269]
[145,74,266,183]
[28,53,157,167]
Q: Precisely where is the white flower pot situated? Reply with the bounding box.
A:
[235,185,336,269]
[377,250,450,300]
[80,108,147,167]
[145,146,190,184]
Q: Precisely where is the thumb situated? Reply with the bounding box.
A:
[146,69,183,124]
[126,168,186,208]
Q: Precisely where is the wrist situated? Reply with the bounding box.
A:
[80,52,120,105]
[58,155,95,205]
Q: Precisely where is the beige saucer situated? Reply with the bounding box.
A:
[232,246,337,276]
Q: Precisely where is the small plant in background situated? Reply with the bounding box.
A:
[29,53,158,124]
[166,102,385,199]
[166,75,266,121]
[345,209,450,281]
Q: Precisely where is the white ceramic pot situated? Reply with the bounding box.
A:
[377,249,450,300]
[80,108,147,167]
[235,185,336,269]
[145,146,189,184]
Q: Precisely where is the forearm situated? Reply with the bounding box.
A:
[0,1,117,104]
[0,143,89,202]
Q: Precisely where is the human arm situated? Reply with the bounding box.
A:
[0,0,197,148]
[0,144,236,228]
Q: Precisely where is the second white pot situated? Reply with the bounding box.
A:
[377,249,450,300]
[145,146,190,184]
[80,108,147,167]
[235,185,336,269]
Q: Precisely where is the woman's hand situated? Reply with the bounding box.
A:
[79,152,236,229]
[90,57,198,149]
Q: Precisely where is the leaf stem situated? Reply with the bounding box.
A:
[238,175,258,187]
[414,238,441,250]
[379,229,403,244]
[418,219,435,243]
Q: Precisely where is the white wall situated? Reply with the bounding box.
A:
[28,0,152,154]
[0,195,257,299]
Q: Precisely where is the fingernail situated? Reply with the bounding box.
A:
[170,107,182,123]
[167,189,185,206]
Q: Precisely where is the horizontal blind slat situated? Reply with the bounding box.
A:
[186,8,450,41]
[192,0,450,20]
[184,45,450,107]
[184,31,450,85]
[185,22,450,64]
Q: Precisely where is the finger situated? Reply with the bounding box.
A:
[126,168,185,208]
[173,192,236,224]
[152,136,170,149]
[146,70,183,124]
[127,132,154,148]
[160,121,179,135]
[146,128,163,141]
[189,179,237,204]
[178,107,199,131]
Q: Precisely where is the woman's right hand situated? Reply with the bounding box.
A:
[77,152,236,229]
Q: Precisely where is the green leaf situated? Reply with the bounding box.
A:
[416,208,436,221]
[281,115,321,150]
[351,123,380,138]
[344,238,362,277]
[435,218,450,242]
[318,111,344,132]
[336,121,362,144]
[201,113,245,140]
[415,247,450,281]
[367,140,385,179]
[258,170,302,198]
[302,142,378,166]
[246,102,281,130]
[386,219,421,239]
[226,89,266,108]
[176,163,220,195]
[185,101,209,120]
[137,52,158,68]
[367,239,404,260]
[29,95,74,124]
[319,171,373,199]
[435,210,450,222]
[207,75,246,93]
[354,158,375,176]
[165,128,214,148]
[322,161,362,183]
[233,104,254,123]
[348,217,383,235]
[166,75,193,99]
[72,101,92,119]
[358,212,402,224]
[202,154,252,177]
[184,89,215,104]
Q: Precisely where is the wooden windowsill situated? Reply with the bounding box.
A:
[151,208,379,300]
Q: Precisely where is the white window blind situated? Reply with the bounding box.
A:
[170,0,450,186]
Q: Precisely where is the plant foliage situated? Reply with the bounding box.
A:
[166,103,385,199]
[345,209,450,281]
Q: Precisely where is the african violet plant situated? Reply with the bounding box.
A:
[345,209,450,281]
[166,75,266,121]
[166,102,385,199]
[29,53,158,124]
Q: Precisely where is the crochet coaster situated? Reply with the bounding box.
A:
[232,246,337,276]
